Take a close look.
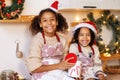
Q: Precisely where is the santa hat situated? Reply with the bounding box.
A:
[50,0,59,12]
[73,21,98,34]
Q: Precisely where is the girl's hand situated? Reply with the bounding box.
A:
[97,74,106,80]
[58,57,75,70]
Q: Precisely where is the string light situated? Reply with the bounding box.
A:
[101,14,104,17]
[115,16,118,18]
[67,28,70,32]
[103,21,106,24]
[99,41,104,44]
[103,52,111,57]
[75,16,80,22]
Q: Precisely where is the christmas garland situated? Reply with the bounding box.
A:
[0,0,25,20]
[87,10,120,54]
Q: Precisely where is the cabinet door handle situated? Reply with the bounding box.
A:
[83,6,97,8]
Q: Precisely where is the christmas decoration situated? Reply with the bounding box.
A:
[0,0,25,20]
[87,10,120,54]
[50,0,59,12]
[65,53,77,63]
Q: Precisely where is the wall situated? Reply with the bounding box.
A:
[0,0,120,79]
[0,23,31,79]
[22,0,49,15]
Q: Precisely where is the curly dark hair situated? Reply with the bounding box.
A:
[70,28,95,46]
[29,8,68,35]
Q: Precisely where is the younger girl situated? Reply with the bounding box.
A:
[26,8,75,80]
[69,22,107,80]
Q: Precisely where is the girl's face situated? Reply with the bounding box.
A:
[78,27,91,47]
[40,12,58,37]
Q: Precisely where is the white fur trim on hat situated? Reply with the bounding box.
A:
[50,7,58,12]
[73,22,97,34]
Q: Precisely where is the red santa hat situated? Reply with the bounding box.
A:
[50,0,59,12]
[73,21,98,34]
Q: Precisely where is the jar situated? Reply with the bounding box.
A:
[0,70,15,80]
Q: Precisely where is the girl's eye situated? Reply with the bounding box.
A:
[51,18,56,21]
[41,18,56,22]
[41,19,47,22]
[86,34,91,37]
[79,34,90,37]
[79,34,83,36]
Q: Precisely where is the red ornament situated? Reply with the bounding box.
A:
[17,0,22,4]
[2,3,5,7]
[65,53,77,63]
[11,11,17,17]
[6,13,11,18]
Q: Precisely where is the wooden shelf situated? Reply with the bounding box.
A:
[59,9,120,12]
[100,54,120,61]
[0,15,35,23]
[100,53,120,71]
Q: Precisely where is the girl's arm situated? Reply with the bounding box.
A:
[26,34,43,73]
[93,45,107,78]
[93,45,103,72]
[32,57,75,73]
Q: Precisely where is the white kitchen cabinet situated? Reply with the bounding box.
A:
[22,0,49,15]
[99,0,120,9]
[58,0,120,10]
